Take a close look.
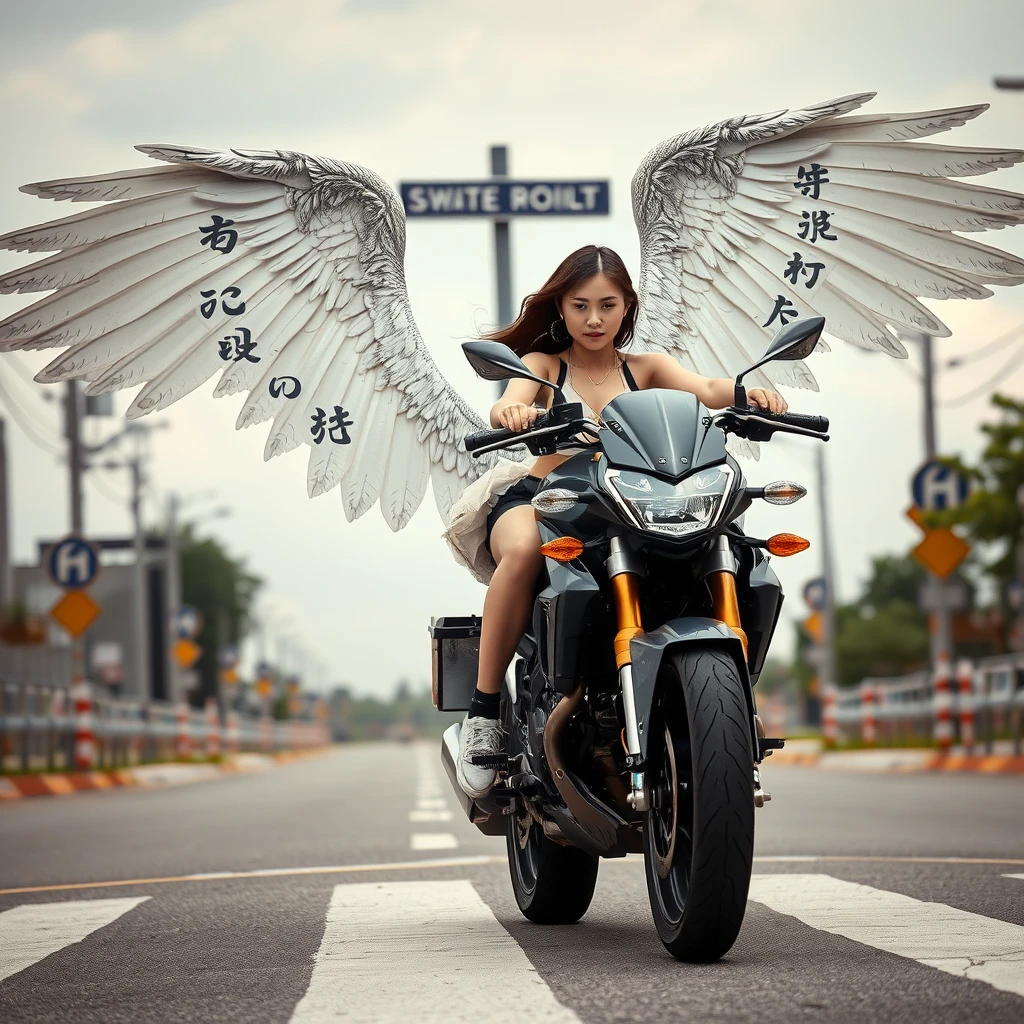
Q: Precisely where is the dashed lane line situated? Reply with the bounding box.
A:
[5,854,1024,897]
[749,874,1024,999]
[0,897,150,982]
[410,832,459,851]
[288,880,580,1023]
[408,809,454,823]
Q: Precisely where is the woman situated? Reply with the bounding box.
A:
[454,245,787,798]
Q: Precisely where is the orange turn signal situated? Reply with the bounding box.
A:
[539,536,585,562]
[766,533,810,557]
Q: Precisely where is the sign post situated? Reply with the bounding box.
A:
[400,151,611,395]
[907,460,972,668]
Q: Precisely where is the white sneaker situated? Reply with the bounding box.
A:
[456,715,504,799]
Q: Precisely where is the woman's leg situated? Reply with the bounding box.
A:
[476,505,544,694]
[456,504,542,798]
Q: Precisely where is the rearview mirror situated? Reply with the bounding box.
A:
[462,341,566,403]
[734,316,825,406]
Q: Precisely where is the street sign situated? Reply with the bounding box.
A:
[912,461,970,511]
[174,637,202,670]
[49,590,101,638]
[46,535,100,590]
[918,578,969,613]
[219,644,239,669]
[91,642,124,685]
[912,528,970,579]
[400,180,610,218]
[802,577,827,612]
[802,645,826,669]
[802,612,824,645]
[173,606,203,640]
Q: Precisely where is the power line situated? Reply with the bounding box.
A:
[0,363,62,440]
[945,320,1024,369]
[940,338,1024,407]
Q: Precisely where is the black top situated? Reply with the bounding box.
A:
[554,357,640,392]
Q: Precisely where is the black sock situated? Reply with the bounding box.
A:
[468,688,500,720]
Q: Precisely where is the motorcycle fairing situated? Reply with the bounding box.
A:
[599,389,726,481]
[739,552,784,685]
[628,619,758,764]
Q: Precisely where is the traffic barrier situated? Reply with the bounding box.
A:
[860,681,876,746]
[71,642,95,770]
[205,698,220,760]
[175,703,191,761]
[956,658,976,755]
[225,710,240,756]
[933,653,954,752]
[822,687,838,749]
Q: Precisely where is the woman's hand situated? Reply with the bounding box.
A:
[497,402,540,432]
[747,388,788,415]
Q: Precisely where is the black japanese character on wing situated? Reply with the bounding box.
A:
[783,252,826,290]
[217,327,259,363]
[763,294,800,328]
[198,215,238,255]
[200,286,247,319]
[310,406,354,445]
[269,376,302,399]
[798,210,838,244]
[793,164,829,201]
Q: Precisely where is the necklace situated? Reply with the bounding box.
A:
[569,350,621,388]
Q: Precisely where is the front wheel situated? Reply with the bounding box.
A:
[642,647,754,961]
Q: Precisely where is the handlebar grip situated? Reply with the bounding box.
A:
[768,410,830,433]
[464,426,519,452]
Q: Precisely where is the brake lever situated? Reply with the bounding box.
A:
[468,421,576,459]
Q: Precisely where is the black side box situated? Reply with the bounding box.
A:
[430,615,482,712]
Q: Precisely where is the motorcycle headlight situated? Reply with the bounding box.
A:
[605,465,735,537]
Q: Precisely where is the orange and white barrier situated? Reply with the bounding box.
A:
[175,702,191,761]
[822,687,838,748]
[225,710,240,756]
[71,678,95,769]
[956,658,976,754]
[860,681,877,746]
[933,654,953,752]
[205,698,221,759]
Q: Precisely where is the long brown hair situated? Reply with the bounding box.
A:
[485,245,639,357]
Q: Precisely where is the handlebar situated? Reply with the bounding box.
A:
[761,409,830,434]
[464,412,551,453]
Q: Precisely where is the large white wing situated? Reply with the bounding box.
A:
[632,93,1024,392]
[0,146,512,528]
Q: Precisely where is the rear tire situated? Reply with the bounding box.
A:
[642,647,754,961]
[503,693,598,924]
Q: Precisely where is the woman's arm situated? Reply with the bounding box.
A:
[488,351,557,431]
[643,352,787,413]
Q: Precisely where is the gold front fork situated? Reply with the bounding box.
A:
[612,573,644,669]
[707,570,749,659]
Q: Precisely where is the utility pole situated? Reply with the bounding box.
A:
[491,145,513,328]
[128,428,150,700]
[0,419,10,610]
[165,494,182,704]
[816,444,839,694]
[65,381,84,532]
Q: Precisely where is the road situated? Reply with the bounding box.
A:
[1,743,1023,1023]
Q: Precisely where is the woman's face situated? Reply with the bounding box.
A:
[555,273,628,353]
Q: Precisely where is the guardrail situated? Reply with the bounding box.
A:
[0,681,330,773]
[822,654,1024,753]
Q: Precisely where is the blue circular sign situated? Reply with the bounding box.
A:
[46,536,100,589]
[174,606,203,640]
[912,461,970,512]
[802,576,828,612]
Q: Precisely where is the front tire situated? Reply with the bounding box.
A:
[503,694,598,924]
[642,647,754,961]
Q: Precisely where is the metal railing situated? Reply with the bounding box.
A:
[0,681,329,773]
[823,654,1024,753]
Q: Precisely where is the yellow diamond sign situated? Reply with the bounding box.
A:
[50,589,101,638]
[913,528,970,579]
[174,637,203,670]
[802,611,823,645]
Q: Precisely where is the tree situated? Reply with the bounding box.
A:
[179,525,262,705]
[932,393,1024,638]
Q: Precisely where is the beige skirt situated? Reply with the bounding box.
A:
[442,456,538,585]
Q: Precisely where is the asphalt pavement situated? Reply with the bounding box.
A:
[1,742,1023,1023]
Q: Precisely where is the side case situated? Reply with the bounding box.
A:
[429,616,481,712]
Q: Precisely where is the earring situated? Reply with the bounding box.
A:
[549,317,571,346]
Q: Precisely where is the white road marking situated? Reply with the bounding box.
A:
[749,874,1024,998]
[408,810,453,823]
[1002,874,1024,881]
[0,897,149,982]
[416,798,448,810]
[289,880,579,1023]
[410,832,458,851]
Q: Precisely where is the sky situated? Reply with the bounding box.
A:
[0,0,1022,697]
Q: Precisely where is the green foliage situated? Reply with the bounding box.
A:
[328,684,460,741]
[179,525,262,704]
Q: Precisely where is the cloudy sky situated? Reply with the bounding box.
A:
[1,0,1022,697]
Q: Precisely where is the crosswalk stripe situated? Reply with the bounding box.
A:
[410,832,458,850]
[748,874,1024,999]
[288,880,580,1023]
[408,810,454,823]
[0,897,149,983]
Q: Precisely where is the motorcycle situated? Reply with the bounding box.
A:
[432,316,829,962]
